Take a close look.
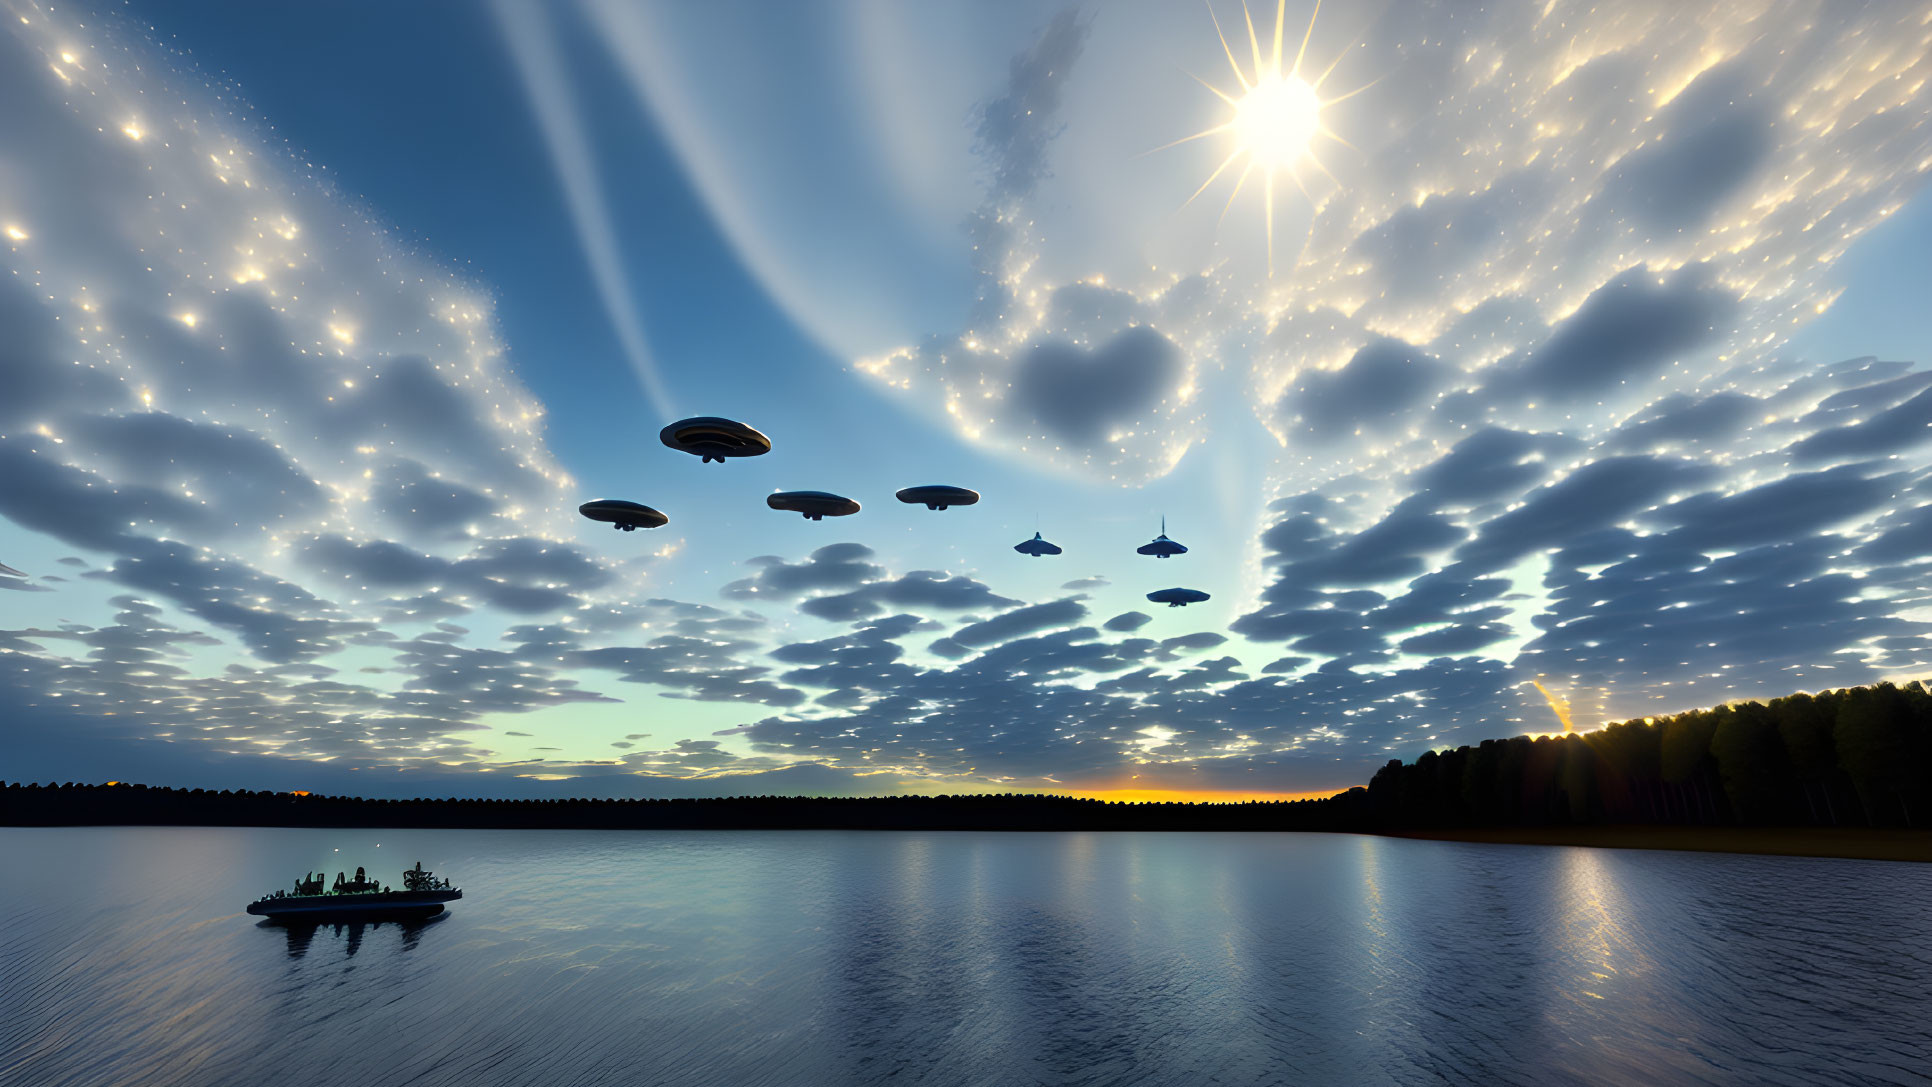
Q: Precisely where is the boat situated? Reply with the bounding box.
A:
[247,861,461,920]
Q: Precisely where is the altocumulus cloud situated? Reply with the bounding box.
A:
[0,4,1264,807]
[857,1,1932,490]
[7,4,1932,801]
[825,2,1932,757]
[0,10,702,787]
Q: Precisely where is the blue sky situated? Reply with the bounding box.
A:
[3,0,1931,799]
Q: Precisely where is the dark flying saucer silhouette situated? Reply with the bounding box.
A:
[1146,587,1209,607]
[896,485,980,510]
[578,500,667,531]
[659,417,771,463]
[1137,516,1188,558]
[767,490,860,520]
[1013,532,1062,557]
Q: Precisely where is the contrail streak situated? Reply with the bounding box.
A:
[491,0,674,420]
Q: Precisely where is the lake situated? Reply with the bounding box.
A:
[2,828,1927,1085]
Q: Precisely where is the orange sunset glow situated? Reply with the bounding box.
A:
[1056,786,1347,805]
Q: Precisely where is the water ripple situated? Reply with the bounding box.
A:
[2,829,1928,1086]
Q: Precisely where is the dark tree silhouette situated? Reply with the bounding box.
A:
[5,681,1931,834]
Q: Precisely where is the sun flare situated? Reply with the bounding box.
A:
[1231,71,1322,170]
[1163,0,1370,275]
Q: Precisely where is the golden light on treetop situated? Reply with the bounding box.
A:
[1163,0,1369,275]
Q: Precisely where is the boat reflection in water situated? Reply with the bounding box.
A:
[264,912,447,960]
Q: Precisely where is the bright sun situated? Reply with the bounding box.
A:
[1231,72,1322,171]
[1163,0,1369,275]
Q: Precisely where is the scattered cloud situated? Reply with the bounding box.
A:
[6,2,1932,800]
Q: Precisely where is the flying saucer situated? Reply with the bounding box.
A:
[896,485,980,511]
[767,490,860,520]
[659,416,771,463]
[579,499,667,531]
[1013,532,1062,557]
[1146,587,1209,607]
[1137,517,1188,558]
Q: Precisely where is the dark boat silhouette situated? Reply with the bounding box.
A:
[247,861,460,921]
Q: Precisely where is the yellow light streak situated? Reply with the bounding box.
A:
[1529,678,1576,733]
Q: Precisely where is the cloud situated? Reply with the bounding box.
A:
[1650,464,1903,551]
[0,436,212,553]
[800,570,1018,622]
[947,598,1089,649]
[843,0,1932,497]
[1397,622,1513,657]
[721,543,883,601]
[1598,63,1773,234]
[1012,327,1185,445]
[57,413,326,528]
[734,612,1545,790]
[1790,384,1932,464]
[1232,350,1932,735]
[1276,339,1448,443]
[0,278,129,426]
[972,8,1091,208]
[1453,455,1717,572]
[1411,428,1580,507]
[1159,631,1226,653]
[9,2,1932,802]
[1275,499,1467,588]
[1853,501,1932,566]
[3,5,1313,799]
[0,10,634,775]
[1608,391,1762,452]
[92,541,379,664]
[850,11,1212,481]
[720,544,1017,622]
[299,535,610,616]
[372,460,505,542]
[1493,266,1739,398]
[770,616,923,695]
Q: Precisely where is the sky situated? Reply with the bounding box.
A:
[3,0,1932,801]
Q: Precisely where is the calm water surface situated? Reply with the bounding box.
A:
[3,829,1928,1086]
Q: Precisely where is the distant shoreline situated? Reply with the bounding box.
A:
[1376,826,1932,864]
[11,824,1929,864]
[7,822,1927,863]
[8,785,1930,861]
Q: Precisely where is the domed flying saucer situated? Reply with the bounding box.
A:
[895,485,980,511]
[659,417,771,463]
[1013,532,1062,557]
[1146,587,1209,607]
[1136,516,1188,558]
[579,499,668,531]
[767,490,860,520]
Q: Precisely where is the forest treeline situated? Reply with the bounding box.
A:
[4,681,1929,832]
[2,782,1308,831]
[1343,680,1932,831]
